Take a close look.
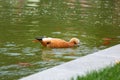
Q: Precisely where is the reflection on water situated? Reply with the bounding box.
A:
[0,0,120,80]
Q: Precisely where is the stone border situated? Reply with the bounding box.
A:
[20,44,120,80]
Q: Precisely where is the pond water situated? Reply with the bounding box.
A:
[0,0,120,80]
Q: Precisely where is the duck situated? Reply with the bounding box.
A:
[34,36,80,48]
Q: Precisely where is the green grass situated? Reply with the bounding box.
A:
[74,63,120,80]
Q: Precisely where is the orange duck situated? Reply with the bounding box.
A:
[34,36,80,48]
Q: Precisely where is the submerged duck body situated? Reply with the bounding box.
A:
[35,37,80,48]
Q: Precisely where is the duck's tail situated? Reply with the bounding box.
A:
[35,36,46,41]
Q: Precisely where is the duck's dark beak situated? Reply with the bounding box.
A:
[75,43,80,47]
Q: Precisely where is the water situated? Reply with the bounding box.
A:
[0,0,120,80]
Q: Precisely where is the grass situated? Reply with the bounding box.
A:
[74,63,120,80]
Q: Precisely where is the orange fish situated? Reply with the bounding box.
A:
[18,62,32,67]
[34,36,80,48]
[102,38,112,46]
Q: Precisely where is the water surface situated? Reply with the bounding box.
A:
[0,0,120,80]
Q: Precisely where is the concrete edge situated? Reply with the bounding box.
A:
[20,44,120,80]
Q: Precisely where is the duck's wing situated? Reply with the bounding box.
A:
[47,38,70,48]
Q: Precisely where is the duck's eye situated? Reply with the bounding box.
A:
[46,42,50,44]
[74,42,77,44]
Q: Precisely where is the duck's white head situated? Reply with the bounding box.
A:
[69,38,80,47]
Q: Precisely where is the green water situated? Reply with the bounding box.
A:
[0,0,120,80]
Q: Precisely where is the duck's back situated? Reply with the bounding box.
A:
[47,38,70,48]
